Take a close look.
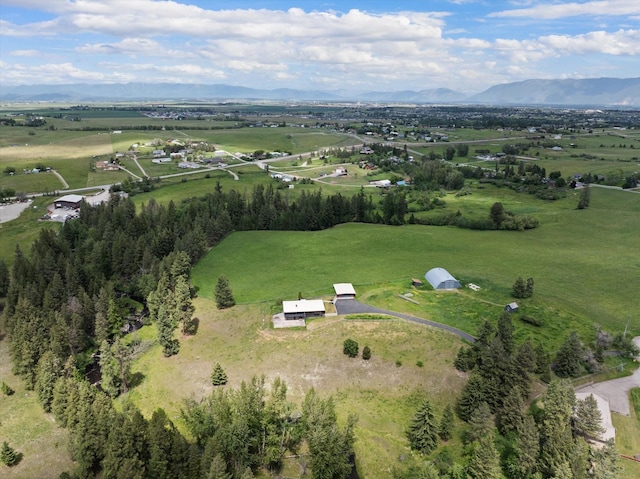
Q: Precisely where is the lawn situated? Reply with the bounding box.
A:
[613,388,640,479]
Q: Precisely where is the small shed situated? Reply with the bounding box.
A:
[505,302,519,313]
[411,278,423,287]
[333,283,356,300]
[424,268,461,290]
[282,299,325,320]
[54,194,83,209]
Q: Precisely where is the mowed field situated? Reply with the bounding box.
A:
[192,187,640,344]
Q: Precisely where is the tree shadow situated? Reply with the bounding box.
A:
[189,317,200,335]
[128,372,146,390]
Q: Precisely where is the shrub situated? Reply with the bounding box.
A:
[362,345,371,360]
[1,381,15,396]
[396,359,403,367]
[520,315,542,327]
[416,360,424,368]
[343,339,359,358]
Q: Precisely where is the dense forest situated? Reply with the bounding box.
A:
[0,182,626,478]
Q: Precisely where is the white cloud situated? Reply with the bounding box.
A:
[490,0,640,19]
[8,49,40,56]
[0,61,135,84]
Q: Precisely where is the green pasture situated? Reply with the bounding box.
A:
[193,187,640,346]
[614,388,640,479]
[0,171,63,193]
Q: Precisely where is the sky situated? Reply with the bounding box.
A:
[0,0,639,93]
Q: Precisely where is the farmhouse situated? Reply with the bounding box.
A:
[54,194,83,209]
[575,392,616,444]
[424,267,461,290]
[152,157,172,164]
[282,299,325,320]
[333,283,356,300]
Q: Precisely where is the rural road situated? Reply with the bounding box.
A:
[575,336,640,416]
[334,299,475,343]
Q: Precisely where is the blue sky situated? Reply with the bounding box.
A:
[1,0,638,93]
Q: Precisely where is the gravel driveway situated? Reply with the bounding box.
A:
[576,336,640,416]
[334,299,475,343]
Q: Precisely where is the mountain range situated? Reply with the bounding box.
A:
[1,77,639,107]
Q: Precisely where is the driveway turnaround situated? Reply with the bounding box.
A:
[334,299,475,343]
[575,336,640,416]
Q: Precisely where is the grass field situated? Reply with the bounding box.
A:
[614,388,640,479]
[0,336,75,479]
[192,186,640,346]
[122,298,468,478]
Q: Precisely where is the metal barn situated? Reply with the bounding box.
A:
[424,268,461,290]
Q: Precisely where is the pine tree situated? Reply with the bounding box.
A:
[343,338,359,358]
[513,414,540,478]
[577,184,591,209]
[407,398,439,455]
[498,385,525,435]
[539,379,576,477]
[554,331,584,378]
[174,274,195,335]
[362,345,371,360]
[0,441,19,466]
[214,275,235,309]
[466,435,502,479]
[35,350,62,411]
[497,311,515,356]
[466,402,494,445]
[157,302,179,357]
[573,394,605,439]
[525,277,534,298]
[512,276,526,299]
[550,461,573,479]
[206,453,232,479]
[438,404,454,441]
[1,381,14,396]
[211,363,228,386]
[590,439,622,479]
[457,371,485,421]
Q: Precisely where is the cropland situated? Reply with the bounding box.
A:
[0,103,639,478]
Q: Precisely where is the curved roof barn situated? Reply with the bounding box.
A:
[424,267,461,290]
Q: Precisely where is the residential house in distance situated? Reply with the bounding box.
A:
[505,302,519,313]
[282,299,325,320]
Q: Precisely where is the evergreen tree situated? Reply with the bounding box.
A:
[156,303,179,357]
[438,403,454,441]
[466,402,494,445]
[407,398,439,455]
[343,338,359,358]
[0,441,19,466]
[554,332,584,378]
[497,311,515,356]
[174,275,195,335]
[205,453,232,479]
[512,276,526,299]
[513,414,540,479]
[551,461,574,479]
[214,275,235,309]
[466,435,502,479]
[35,350,62,411]
[589,439,622,479]
[490,202,506,228]
[577,184,591,209]
[573,394,604,439]
[211,363,228,386]
[457,371,485,421]
[1,381,14,396]
[100,339,133,397]
[498,386,525,435]
[525,277,534,298]
[362,345,371,360]
[539,379,576,477]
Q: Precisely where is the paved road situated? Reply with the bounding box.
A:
[334,299,475,343]
[576,336,640,416]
